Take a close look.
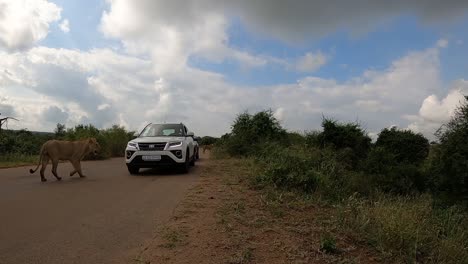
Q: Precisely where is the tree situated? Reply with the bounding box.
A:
[0,113,18,133]
[223,110,287,156]
[375,127,429,164]
[54,123,66,139]
[318,118,371,167]
[431,96,468,201]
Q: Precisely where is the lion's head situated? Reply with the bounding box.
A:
[88,138,101,155]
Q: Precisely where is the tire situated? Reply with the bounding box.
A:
[195,147,200,160]
[127,165,139,175]
[180,150,190,173]
[189,154,195,166]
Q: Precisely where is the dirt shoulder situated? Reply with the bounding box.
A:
[136,156,381,264]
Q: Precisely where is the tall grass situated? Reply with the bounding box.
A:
[340,194,468,263]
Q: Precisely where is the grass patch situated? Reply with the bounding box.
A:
[340,194,468,263]
[229,247,254,264]
[320,233,339,254]
[159,228,186,249]
[0,154,38,168]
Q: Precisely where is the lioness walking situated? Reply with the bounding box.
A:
[29,138,101,182]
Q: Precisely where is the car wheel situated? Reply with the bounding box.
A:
[195,148,200,160]
[127,165,139,175]
[181,150,190,173]
[189,154,195,166]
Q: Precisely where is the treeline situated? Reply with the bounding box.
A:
[215,96,468,263]
[0,124,135,159]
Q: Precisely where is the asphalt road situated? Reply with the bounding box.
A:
[0,157,201,264]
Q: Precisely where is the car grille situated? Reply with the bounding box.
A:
[138,142,166,151]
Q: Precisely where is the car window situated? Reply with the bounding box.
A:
[140,124,184,137]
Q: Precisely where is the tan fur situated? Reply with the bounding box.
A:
[29,138,101,182]
[202,144,213,153]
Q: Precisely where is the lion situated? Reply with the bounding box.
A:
[29,138,101,182]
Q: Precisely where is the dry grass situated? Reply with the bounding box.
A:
[339,194,468,263]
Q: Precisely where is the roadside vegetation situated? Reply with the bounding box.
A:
[213,96,468,263]
[0,123,135,167]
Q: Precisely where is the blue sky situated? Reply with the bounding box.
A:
[1,0,468,137]
[41,0,468,87]
[191,14,468,87]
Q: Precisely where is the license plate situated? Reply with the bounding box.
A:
[142,155,161,161]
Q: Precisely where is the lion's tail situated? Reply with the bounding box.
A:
[29,144,45,174]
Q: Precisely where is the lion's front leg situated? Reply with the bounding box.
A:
[70,160,86,178]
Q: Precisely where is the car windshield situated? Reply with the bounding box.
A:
[139,124,185,137]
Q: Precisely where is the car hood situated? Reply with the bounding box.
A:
[130,136,185,143]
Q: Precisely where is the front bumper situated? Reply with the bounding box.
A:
[125,149,185,168]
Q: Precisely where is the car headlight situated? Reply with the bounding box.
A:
[168,141,183,148]
[127,142,138,149]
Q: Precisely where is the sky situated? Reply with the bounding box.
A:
[0,0,468,139]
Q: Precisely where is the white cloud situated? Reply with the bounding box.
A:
[296,52,327,72]
[1,41,454,139]
[59,19,70,33]
[436,38,449,48]
[0,0,61,51]
[408,80,468,138]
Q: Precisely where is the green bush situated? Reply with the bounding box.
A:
[364,147,426,194]
[430,95,468,202]
[220,110,288,157]
[304,130,321,147]
[375,127,429,164]
[360,128,430,195]
[0,129,53,155]
[101,125,134,157]
[318,118,371,168]
[254,145,320,192]
[199,136,218,146]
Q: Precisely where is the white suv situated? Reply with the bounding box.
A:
[125,123,196,174]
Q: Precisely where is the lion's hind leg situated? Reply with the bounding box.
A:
[51,158,62,181]
[40,155,49,182]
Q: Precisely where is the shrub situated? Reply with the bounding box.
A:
[431,95,468,202]
[221,110,288,157]
[364,147,426,194]
[318,118,371,168]
[254,145,320,192]
[375,127,429,164]
[199,136,218,146]
[304,130,321,147]
[101,125,134,157]
[0,129,53,155]
[253,144,358,200]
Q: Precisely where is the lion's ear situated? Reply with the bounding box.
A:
[88,138,93,144]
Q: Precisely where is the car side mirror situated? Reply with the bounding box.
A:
[187,131,194,137]
[133,131,139,138]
